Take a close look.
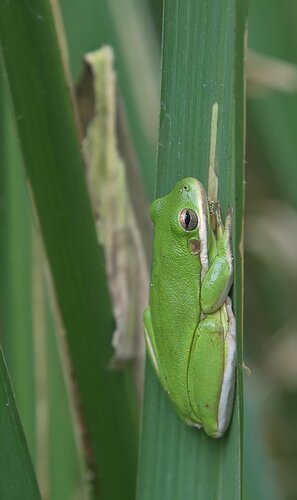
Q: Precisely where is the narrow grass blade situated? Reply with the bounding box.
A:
[32,235,88,499]
[0,347,41,499]
[137,1,246,499]
[59,0,160,199]
[0,80,36,461]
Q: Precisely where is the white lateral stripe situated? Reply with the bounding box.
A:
[193,180,209,280]
[144,327,159,374]
[215,298,236,437]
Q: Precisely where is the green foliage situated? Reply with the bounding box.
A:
[0,0,295,499]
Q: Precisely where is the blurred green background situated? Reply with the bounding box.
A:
[245,1,297,499]
[0,0,297,499]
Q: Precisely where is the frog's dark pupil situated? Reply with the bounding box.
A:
[185,211,191,228]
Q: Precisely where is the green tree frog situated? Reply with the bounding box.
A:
[144,178,236,438]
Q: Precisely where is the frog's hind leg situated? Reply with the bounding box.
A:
[187,312,225,437]
[216,297,236,438]
[187,299,236,438]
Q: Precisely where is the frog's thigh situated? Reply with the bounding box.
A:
[187,312,225,438]
[143,307,159,375]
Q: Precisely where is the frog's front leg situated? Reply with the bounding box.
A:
[201,205,233,313]
[187,298,236,438]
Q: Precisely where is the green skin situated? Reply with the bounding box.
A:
[144,178,236,438]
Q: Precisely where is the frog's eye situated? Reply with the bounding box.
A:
[179,209,198,231]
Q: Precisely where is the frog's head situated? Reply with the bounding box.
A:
[150,177,207,216]
[150,178,210,273]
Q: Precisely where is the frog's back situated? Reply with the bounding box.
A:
[149,178,205,419]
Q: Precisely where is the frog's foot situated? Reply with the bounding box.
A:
[214,201,233,236]
[184,419,203,430]
[143,307,159,375]
[212,204,233,284]
[216,297,236,438]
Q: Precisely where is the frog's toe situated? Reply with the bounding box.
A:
[215,202,223,227]
[224,207,233,235]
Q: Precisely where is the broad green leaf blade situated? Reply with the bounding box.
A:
[0,70,87,499]
[0,1,137,498]
[137,1,246,499]
[0,347,41,499]
[243,380,281,500]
